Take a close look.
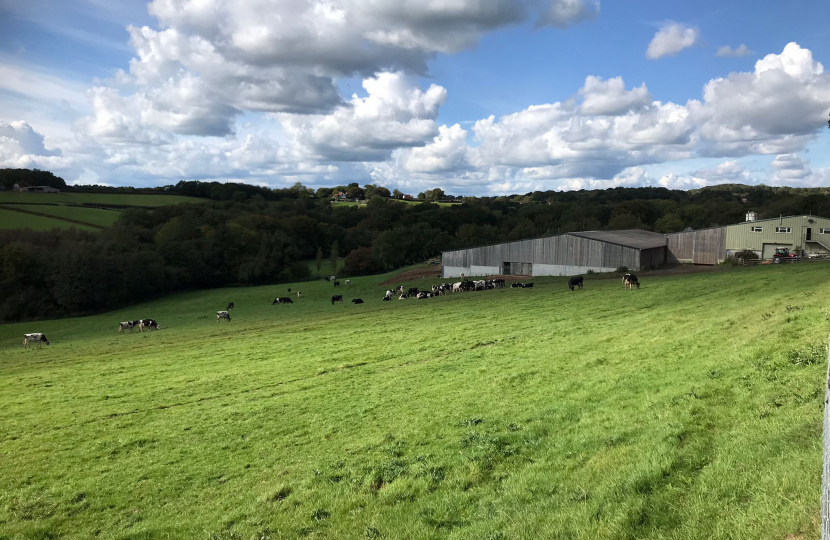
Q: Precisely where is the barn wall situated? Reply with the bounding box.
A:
[442,233,646,276]
[666,227,726,265]
[639,247,667,268]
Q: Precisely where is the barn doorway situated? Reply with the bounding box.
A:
[503,262,532,275]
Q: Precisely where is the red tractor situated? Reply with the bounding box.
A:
[772,247,800,263]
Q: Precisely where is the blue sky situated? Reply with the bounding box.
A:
[1,0,829,194]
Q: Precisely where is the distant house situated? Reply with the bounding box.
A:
[333,191,348,200]
[13,183,60,193]
[402,194,413,199]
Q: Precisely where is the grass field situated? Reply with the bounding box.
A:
[0,208,100,232]
[0,192,205,207]
[5,205,122,227]
[0,264,827,539]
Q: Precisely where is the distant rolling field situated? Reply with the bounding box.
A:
[0,263,826,539]
[0,192,205,207]
[10,205,122,227]
[0,207,99,232]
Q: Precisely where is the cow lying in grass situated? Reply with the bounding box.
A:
[273,297,293,305]
[623,274,640,290]
[568,276,584,291]
[119,321,139,333]
[23,333,49,348]
[351,298,363,304]
[217,310,231,322]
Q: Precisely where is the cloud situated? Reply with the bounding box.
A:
[578,76,651,115]
[0,120,74,171]
[646,22,699,60]
[538,0,600,28]
[716,44,753,57]
[690,160,751,182]
[770,153,811,179]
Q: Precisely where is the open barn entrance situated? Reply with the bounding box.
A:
[502,262,532,276]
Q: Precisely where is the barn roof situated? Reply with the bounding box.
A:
[568,229,667,250]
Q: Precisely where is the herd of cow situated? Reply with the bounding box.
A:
[21,273,642,348]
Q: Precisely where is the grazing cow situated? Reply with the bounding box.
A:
[408,287,419,296]
[522,283,534,288]
[118,320,139,334]
[273,297,293,305]
[297,291,302,299]
[474,280,486,291]
[23,333,49,348]
[568,276,584,291]
[623,273,640,290]
[460,280,475,292]
[334,281,340,287]
[382,296,391,301]
[511,282,523,288]
[217,310,231,322]
[331,294,343,305]
[398,294,408,300]
[351,298,364,304]
[494,278,506,289]
[138,319,160,331]
[345,280,352,286]
[227,302,234,311]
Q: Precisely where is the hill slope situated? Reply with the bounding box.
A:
[0,265,826,539]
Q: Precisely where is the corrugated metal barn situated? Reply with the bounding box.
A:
[666,227,728,265]
[442,229,667,278]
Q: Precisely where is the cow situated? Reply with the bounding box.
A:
[138,319,160,331]
[118,320,139,334]
[382,296,391,301]
[297,291,302,299]
[23,333,49,348]
[287,288,291,293]
[398,294,408,300]
[226,302,234,311]
[511,282,523,288]
[460,280,475,292]
[330,275,336,282]
[334,281,340,287]
[494,278,506,289]
[408,287,419,296]
[623,273,640,290]
[395,285,405,294]
[273,297,293,305]
[385,290,394,299]
[331,295,344,305]
[217,310,231,322]
[351,298,364,304]
[522,283,534,288]
[323,276,330,282]
[474,280,486,291]
[452,282,462,293]
[345,280,352,286]
[568,276,584,291]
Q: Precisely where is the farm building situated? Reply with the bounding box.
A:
[667,214,830,263]
[12,183,60,193]
[442,229,667,278]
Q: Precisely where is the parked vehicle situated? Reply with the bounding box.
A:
[772,248,800,263]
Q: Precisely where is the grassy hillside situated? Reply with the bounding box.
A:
[6,205,122,227]
[0,192,205,207]
[0,264,826,539]
[0,207,100,232]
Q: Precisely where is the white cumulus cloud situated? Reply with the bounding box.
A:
[646,22,699,60]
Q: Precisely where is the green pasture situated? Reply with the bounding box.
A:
[7,205,122,228]
[0,208,99,232]
[0,264,827,539]
[0,192,204,207]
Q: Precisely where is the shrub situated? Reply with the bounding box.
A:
[615,266,629,273]
[735,249,759,263]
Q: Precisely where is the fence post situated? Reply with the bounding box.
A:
[823,333,830,540]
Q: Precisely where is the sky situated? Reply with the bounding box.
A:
[1,0,830,195]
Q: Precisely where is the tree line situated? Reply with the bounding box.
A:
[5,178,830,321]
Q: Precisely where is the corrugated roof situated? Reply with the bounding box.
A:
[568,229,667,250]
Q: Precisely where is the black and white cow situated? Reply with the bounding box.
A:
[331,294,344,305]
[385,289,395,299]
[395,285,405,294]
[351,298,364,304]
[297,291,302,299]
[217,310,231,322]
[118,320,139,333]
[623,273,640,290]
[23,333,49,348]
[511,282,523,288]
[334,281,341,287]
[273,297,293,305]
[408,287,419,296]
[226,302,234,311]
[382,295,391,301]
[139,319,160,331]
[398,294,408,300]
[522,283,534,288]
[568,276,584,291]
[345,279,352,286]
